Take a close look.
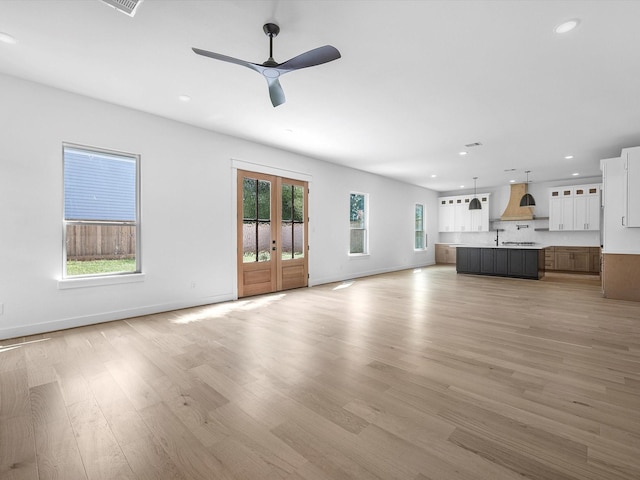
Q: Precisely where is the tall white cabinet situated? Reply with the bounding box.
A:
[549,184,600,231]
[549,187,575,231]
[438,198,455,232]
[625,148,640,227]
[600,152,640,302]
[574,185,601,231]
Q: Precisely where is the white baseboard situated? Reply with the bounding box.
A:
[310,262,435,287]
[0,293,235,340]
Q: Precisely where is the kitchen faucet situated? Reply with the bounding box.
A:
[495,229,503,246]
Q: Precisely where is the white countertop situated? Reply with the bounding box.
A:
[454,244,548,250]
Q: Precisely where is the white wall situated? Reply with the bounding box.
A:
[438,178,602,247]
[0,73,437,339]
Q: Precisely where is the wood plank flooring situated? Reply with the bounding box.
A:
[2,265,640,479]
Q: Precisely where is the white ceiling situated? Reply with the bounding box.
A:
[2,0,639,192]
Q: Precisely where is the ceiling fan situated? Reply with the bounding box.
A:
[193,23,341,107]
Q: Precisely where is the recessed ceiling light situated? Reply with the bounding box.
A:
[178,94,191,102]
[459,151,468,156]
[430,174,437,178]
[460,185,465,188]
[555,19,580,34]
[510,179,515,183]
[572,172,580,176]
[564,155,574,159]
[0,32,17,44]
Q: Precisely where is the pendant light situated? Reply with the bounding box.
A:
[469,176,482,210]
[520,170,536,207]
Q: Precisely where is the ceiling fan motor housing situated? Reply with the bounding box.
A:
[263,23,280,37]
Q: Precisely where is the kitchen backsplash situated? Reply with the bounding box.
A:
[439,219,600,247]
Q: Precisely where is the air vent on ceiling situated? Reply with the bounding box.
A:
[99,0,144,17]
[464,142,482,148]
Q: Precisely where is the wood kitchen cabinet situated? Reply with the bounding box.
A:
[590,247,601,273]
[545,246,600,274]
[435,244,457,264]
[545,247,555,270]
[554,247,591,272]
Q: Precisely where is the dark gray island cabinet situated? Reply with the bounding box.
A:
[456,246,545,279]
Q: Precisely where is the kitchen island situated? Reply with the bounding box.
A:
[456,244,546,279]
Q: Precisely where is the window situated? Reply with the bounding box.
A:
[415,203,426,250]
[349,192,368,254]
[63,144,140,277]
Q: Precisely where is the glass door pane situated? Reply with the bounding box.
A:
[242,177,271,263]
[281,183,305,260]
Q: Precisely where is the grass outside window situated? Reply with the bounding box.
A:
[66,258,136,276]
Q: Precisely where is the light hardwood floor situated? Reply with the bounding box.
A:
[2,265,640,480]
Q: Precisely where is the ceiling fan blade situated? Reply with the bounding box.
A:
[277,45,341,72]
[192,47,261,73]
[267,77,286,107]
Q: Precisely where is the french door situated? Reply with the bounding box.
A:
[237,170,308,297]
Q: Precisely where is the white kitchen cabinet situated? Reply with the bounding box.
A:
[549,187,575,231]
[438,197,455,232]
[470,195,490,231]
[573,185,600,231]
[438,194,490,232]
[455,197,471,231]
[550,184,602,231]
[625,148,640,227]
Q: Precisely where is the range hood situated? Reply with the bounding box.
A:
[501,183,534,221]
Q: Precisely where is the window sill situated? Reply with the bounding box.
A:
[348,253,370,258]
[58,273,145,290]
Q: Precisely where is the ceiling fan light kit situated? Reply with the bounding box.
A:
[193,23,341,107]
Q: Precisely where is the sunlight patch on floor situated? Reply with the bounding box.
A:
[333,280,355,290]
[0,337,51,353]
[171,294,287,324]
